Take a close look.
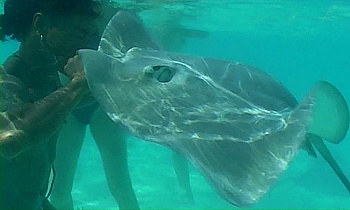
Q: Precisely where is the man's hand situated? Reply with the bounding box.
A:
[63,55,86,82]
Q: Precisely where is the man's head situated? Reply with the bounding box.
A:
[0,0,109,59]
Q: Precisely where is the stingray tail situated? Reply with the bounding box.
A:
[307,133,350,194]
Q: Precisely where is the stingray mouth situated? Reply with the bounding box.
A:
[144,65,176,83]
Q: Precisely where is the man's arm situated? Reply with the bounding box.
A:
[0,57,88,159]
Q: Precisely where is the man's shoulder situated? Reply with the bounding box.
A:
[0,65,28,111]
[0,65,26,88]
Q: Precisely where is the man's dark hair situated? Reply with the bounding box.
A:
[0,0,101,42]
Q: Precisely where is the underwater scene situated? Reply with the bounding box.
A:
[1,0,350,209]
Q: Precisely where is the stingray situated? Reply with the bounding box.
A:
[78,11,350,207]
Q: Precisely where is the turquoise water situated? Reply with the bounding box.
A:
[1,0,350,209]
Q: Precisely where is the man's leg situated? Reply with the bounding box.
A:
[90,107,140,210]
[50,114,86,209]
[172,152,194,203]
